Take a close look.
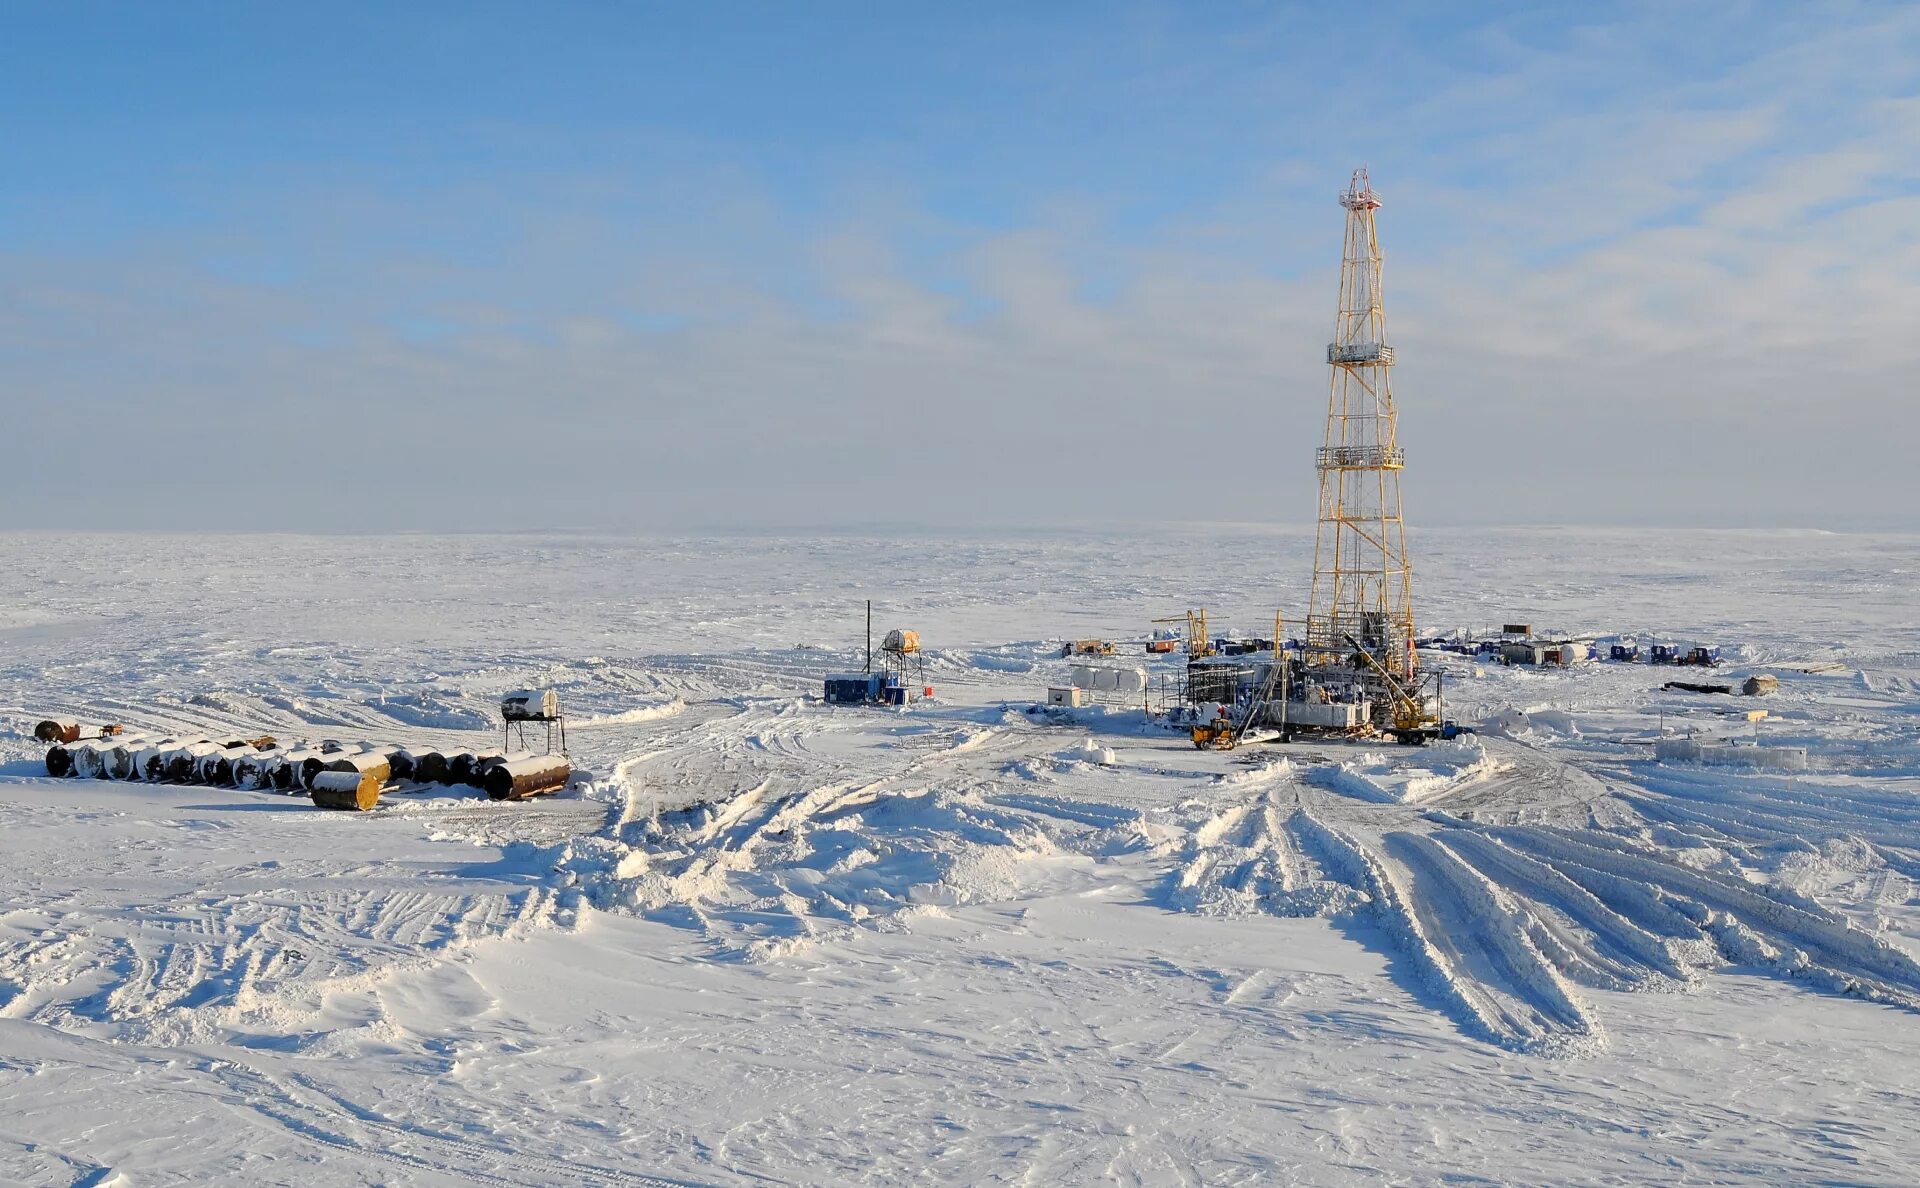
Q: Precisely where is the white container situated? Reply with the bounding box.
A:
[1272,701,1369,729]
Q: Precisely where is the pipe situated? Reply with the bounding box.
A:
[233,749,283,790]
[410,750,450,785]
[197,745,255,787]
[453,752,505,787]
[269,749,308,790]
[34,719,82,744]
[310,769,382,812]
[481,755,572,801]
[164,743,221,784]
[323,752,392,785]
[383,748,416,782]
[97,735,152,780]
[136,738,184,782]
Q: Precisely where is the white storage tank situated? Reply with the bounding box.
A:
[501,689,559,721]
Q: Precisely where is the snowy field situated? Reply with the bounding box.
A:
[2,525,1919,1185]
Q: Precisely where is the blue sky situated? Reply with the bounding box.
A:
[4,2,1917,530]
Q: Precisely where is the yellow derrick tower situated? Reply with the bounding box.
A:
[1305,168,1417,681]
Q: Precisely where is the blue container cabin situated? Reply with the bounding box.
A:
[824,673,885,704]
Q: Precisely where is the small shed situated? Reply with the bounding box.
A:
[1046,687,1088,708]
[1500,641,1550,666]
[824,673,884,704]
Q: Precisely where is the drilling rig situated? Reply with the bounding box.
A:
[1301,169,1437,732]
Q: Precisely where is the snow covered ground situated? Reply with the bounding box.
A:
[2,525,1918,1184]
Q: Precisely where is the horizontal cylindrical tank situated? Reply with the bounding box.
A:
[482,755,572,801]
[501,689,559,721]
[883,629,919,654]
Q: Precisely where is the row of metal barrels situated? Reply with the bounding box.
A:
[43,735,570,802]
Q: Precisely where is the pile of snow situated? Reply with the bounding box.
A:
[559,784,1124,958]
[965,648,1034,673]
[1483,706,1581,740]
[570,696,686,727]
[1060,738,1117,767]
[1308,738,1504,804]
[371,691,496,730]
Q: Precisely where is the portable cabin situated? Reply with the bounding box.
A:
[1610,643,1641,662]
[1047,687,1089,708]
[1064,638,1115,657]
[1649,642,1683,664]
[824,673,885,704]
[1500,641,1551,666]
[1269,700,1370,730]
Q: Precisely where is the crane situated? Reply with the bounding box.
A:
[1152,609,1213,658]
[1342,632,1463,744]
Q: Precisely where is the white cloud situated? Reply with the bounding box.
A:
[3,3,1917,530]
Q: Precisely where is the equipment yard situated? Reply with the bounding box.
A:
[2,525,1918,1184]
